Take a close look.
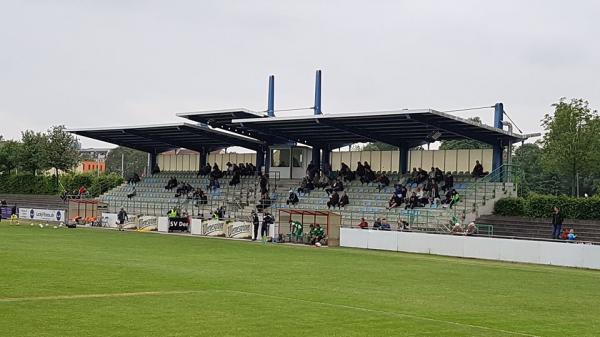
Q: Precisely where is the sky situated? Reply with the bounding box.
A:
[0,0,598,149]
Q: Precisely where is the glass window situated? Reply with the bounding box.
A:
[292,148,303,167]
[271,149,290,167]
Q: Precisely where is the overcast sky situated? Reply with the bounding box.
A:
[1,0,598,148]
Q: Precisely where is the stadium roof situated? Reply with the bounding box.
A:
[69,123,263,153]
[230,109,527,148]
[177,108,290,144]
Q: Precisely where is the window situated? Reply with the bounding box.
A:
[271,149,290,167]
[292,148,303,167]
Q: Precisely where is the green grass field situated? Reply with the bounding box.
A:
[1,223,599,337]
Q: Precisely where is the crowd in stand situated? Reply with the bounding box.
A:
[292,160,488,212]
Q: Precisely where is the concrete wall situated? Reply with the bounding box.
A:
[340,228,600,270]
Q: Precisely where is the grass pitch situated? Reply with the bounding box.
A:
[1,224,599,337]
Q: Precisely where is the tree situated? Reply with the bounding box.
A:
[18,130,49,175]
[361,142,398,151]
[105,146,148,178]
[0,140,21,174]
[512,143,545,195]
[540,98,600,196]
[439,117,492,150]
[46,125,81,190]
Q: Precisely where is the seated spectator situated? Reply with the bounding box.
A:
[127,187,136,199]
[376,173,390,192]
[211,163,223,179]
[358,218,369,229]
[297,176,314,194]
[339,162,355,182]
[327,191,340,208]
[325,179,344,196]
[408,168,419,184]
[416,188,429,205]
[306,161,318,180]
[286,190,299,206]
[327,191,340,209]
[197,164,211,177]
[192,188,208,205]
[372,218,382,230]
[387,193,403,209]
[429,182,440,204]
[395,184,407,199]
[465,222,477,236]
[434,167,444,183]
[360,167,376,185]
[380,218,391,231]
[568,229,577,241]
[397,220,410,231]
[355,162,365,179]
[560,227,569,240]
[428,167,436,180]
[471,160,487,178]
[449,189,460,209]
[405,192,419,209]
[314,174,330,190]
[78,185,87,197]
[229,170,241,186]
[128,173,140,185]
[417,168,428,184]
[442,172,454,192]
[339,192,349,208]
[310,224,325,245]
[208,178,220,192]
[451,223,464,235]
[165,176,178,190]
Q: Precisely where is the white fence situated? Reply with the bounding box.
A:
[340,228,600,270]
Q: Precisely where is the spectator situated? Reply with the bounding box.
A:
[465,222,477,236]
[339,162,355,182]
[327,191,340,209]
[408,168,419,184]
[560,228,570,240]
[434,167,444,183]
[416,188,428,205]
[428,167,436,180]
[310,224,325,245]
[405,192,419,209]
[286,190,299,206]
[380,218,391,231]
[448,189,460,209]
[451,223,464,235]
[262,212,275,240]
[551,206,564,240]
[376,173,390,192]
[360,166,376,185]
[325,179,344,196]
[197,164,211,177]
[372,218,382,230]
[471,160,487,178]
[259,173,269,195]
[211,163,223,179]
[358,218,369,229]
[229,170,241,186]
[208,177,220,192]
[192,188,208,205]
[306,161,318,180]
[297,176,314,194]
[165,176,178,190]
[339,192,349,208]
[387,193,403,210]
[78,185,87,198]
[397,220,410,231]
[314,174,330,190]
[117,208,128,231]
[443,172,454,192]
[127,186,136,199]
[128,173,140,185]
[568,229,577,241]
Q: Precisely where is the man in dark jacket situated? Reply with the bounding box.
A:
[551,206,564,239]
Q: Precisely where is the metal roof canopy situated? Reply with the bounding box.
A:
[177,108,291,144]
[69,122,263,154]
[232,109,527,148]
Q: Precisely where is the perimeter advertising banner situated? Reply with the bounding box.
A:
[18,208,67,222]
[225,221,252,239]
[202,220,225,236]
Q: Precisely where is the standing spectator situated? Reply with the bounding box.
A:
[251,210,260,241]
[262,212,274,240]
[551,206,564,240]
[259,173,269,195]
[117,208,128,231]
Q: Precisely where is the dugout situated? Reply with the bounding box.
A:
[277,209,342,246]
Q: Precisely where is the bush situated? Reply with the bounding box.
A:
[0,174,55,194]
[494,194,600,220]
[0,172,123,197]
[493,198,525,216]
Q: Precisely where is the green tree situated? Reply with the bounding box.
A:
[439,117,492,150]
[361,142,398,151]
[18,130,49,175]
[540,98,600,196]
[0,140,21,174]
[105,146,147,178]
[46,125,81,191]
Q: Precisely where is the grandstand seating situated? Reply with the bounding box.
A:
[96,171,513,233]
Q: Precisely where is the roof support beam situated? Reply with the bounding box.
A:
[122,129,206,153]
[408,114,495,145]
[182,126,262,151]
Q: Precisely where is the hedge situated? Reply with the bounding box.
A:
[0,173,123,197]
[494,194,600,220]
